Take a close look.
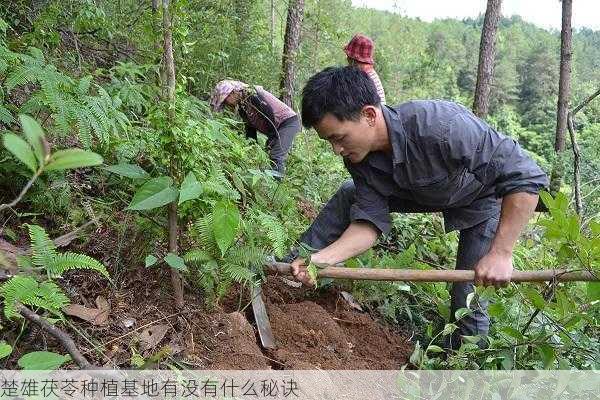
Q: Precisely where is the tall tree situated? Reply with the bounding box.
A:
[473,0,502,118]
[280,0,304,108]
[161,0,184,309]
[549,0,573,194]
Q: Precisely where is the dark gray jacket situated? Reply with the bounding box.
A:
[346,100,549,234]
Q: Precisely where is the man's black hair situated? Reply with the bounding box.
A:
[301,66,380,129]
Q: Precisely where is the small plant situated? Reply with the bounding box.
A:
[1,224,109,319]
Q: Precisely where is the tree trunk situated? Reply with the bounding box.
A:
[279,0,304,108]
[549,0,573,195]
[472,0,502,118]
[161,0,184,309]
[270,0,275,55]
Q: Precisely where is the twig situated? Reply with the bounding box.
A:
[572,87,600,116]
[0,168,44,213]
[17,304,95,369]
[81,309,204,356]
[567,112,582,214]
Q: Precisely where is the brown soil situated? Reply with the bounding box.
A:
[2,230,413,370]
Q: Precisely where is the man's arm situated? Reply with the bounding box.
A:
[474,191,538,287]
[291,221,379,286]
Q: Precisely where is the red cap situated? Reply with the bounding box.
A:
[344,34,375,64]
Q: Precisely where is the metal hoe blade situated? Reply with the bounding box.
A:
[251,284,276,349]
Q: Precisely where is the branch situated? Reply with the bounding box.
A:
[572,87,600,116]
[567,112,582,214]
[0,168,44,213]
[17,304,96,369]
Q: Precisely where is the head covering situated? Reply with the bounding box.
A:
[210,79,249,112]
[343,34,375,65]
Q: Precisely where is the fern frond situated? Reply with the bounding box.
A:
[0,276,38,318]
[0,104,14,124]
[184,249,214,264]
[5,63,44,92]
[202,167,240,200]
[192,213,219,256]
[258,214,288,258]
[222,264,255,283]
[47,252,109,279]
[0,276,68,319]
[27,224,57,268]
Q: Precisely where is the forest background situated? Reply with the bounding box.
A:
[0,0,599,371]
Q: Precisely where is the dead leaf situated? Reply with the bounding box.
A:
[139,324,170,352]
[63,296,109,325]
[340,291,363,312]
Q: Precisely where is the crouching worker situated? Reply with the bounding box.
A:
[210,80,301,177]
[289,66,548,350]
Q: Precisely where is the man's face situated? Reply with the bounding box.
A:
[314,111,376,164]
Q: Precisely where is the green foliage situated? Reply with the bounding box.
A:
[212,200,240,256]
[185,205,263,303]
[17,351,71,370]
[0,276,69,319]
[126,176,179,210]
[2,45,128,147]
[26,224,109,279]
[0,342,12,359]
[1,114,103,182]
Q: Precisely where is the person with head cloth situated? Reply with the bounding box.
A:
[210,80,301,177]
[344,33,387,105]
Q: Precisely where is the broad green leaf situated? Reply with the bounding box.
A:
[0,342,12,359]
[127,177,179,210]
[522,287,546,310]
[442,323,458,336]
[426,345,444,353]
[488,302,506,318]
[536,344,555,369]
[145,255,158,268]
[454,307,472,320]
[567,215,580,241]
[104,163,149,179]
[18,351,71,370]
[499,350,514,370]
[178,172,203,205]
[555,192,569,213]
[212,200,240,256]
[499,326,524,341]
[164,253,188,272]
[539,191,554,211]
[19,114,46,164]
[461,335,482,344]
[45,149,103,171]
[3,132,37,173]
[587,282,600,302]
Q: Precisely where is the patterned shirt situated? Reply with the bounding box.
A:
[366,69,386,105]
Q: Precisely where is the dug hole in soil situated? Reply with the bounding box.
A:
[3,242,413,370]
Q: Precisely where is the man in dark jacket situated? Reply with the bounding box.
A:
[289,66,549,349]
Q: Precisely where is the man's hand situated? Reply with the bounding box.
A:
[474,249,513,288]
[290,258,316,287]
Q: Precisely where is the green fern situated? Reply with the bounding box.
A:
[27,224,57,269]
[4,46,128,147]
[47,253,109,279]
[183,249,214,264]
[25,224,108,279]
[202,167,240,201]
[0,276,69,319]
[257,213,287,258]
